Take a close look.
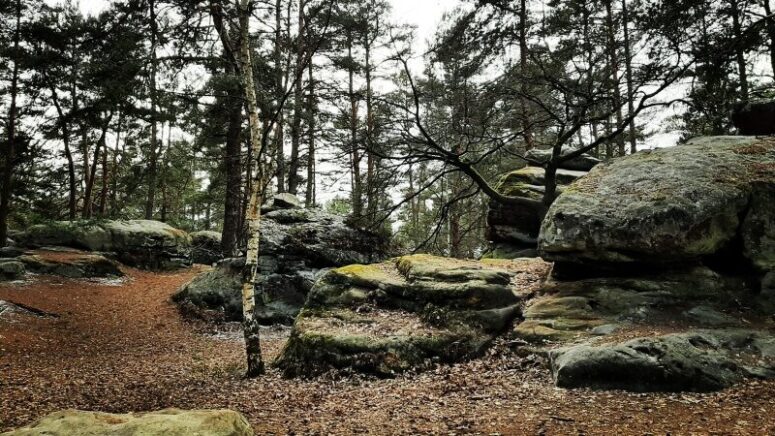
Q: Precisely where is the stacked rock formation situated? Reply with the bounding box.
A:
[485,147,600,258]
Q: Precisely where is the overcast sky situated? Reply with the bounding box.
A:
[74,0,457,48]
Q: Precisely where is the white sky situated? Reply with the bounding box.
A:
[75,0,456,45]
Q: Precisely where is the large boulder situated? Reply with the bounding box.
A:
[19,220,191,270]
[190,230,223,265]
[18,249,123,279]
[1,409,253,436]
[175,208,390,324]
[550,330,775,392]
[275,255,551,377]
[540,136,775,270]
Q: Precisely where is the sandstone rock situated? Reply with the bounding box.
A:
[525,148,601,171]
[19,220,191,270]
[19,250,122,278]
[0,259,25,281]
[275,255,552,377]
[550,330,775,392]
[514,266,753,343]
[175,208,389,324]
[540,136,775,268]
[272,193,303,209]
[174,258,244,321]
[1,409,253,436]
[498,166,587,187]
[191,230,223,265]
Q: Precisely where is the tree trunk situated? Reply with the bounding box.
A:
[730,0,749,101]
[83,117,112,219]
[347,32,363,219]
[145,0,159,219]
[287,0,304,195]
[274,0,286,193]
[621,0,637,154]
[110,113,122,216]
[305,54,316,208]
[222,61,244,257]
[237,0,265,377]
[50,85,78,219]
[604,0,625,157]
[0,0,21,247]
[765,0,775,80]
[519,0,535,151]
[98,138,109,216]
[364,30,377,226]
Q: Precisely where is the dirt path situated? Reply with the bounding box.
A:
[1,266,774,435]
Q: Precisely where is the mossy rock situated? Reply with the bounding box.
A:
[276,255,552,376]
[2,409,253,436]
[0,259,25,281]
[540,136,775,268]
[275,308,491,377]
[18,220,192,271]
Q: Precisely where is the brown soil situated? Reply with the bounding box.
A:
[2,266,775,435]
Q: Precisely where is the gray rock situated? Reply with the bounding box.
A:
[190,230,223,265]
[525,148,601,171]
[514,266,753,343]
[550,330,775,392]
[684,305,737,327]
[175,208,390,325]
[18,220,192,271]
[272,193,303,209]
[0,259,25,281]
[0,246,25,258]
[19,250,122,279]
[540,136,775,267]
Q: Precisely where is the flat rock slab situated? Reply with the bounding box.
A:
[550,330,775,392]
[540,136,775,269]
[19,220,192,271]
[275,255,552,377]
[1,409,253,436]
[19,250,123,278]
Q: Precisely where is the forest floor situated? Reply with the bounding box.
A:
[1,265,775,435]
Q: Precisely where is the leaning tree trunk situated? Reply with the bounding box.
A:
[238,0,265,377]
[0,0,22,247]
